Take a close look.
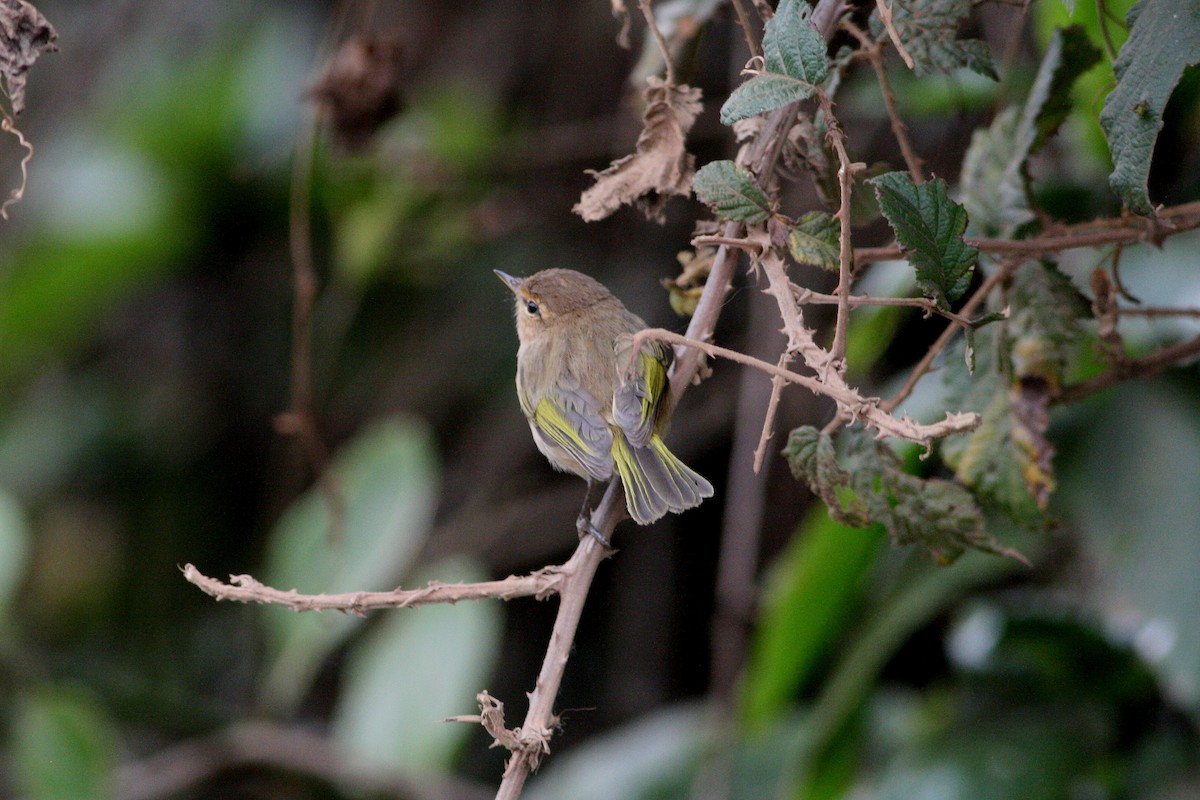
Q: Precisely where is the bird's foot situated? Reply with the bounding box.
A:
[576,515,612,549]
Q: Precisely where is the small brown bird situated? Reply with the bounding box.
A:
[496,268,713,542]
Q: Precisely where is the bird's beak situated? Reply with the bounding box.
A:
[494,270,523,295]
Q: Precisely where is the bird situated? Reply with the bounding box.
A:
[495,267,713,545]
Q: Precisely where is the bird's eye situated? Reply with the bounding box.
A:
[525,300,540,316]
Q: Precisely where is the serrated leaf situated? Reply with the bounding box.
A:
[788,211,841,271]
[960,26,1101,238]
[869,172,977,309]
[692,160,772,223]
[260,417,439,710]
[332,559,502,775]
[1100,0,1200,215]
[842,432,1017,563]
[720,0,827,123]
[783,426,869,525]
[873,0,998,80]
[762,0,828,82]
[786,426,1018,562]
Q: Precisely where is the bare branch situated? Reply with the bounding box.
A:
[637,0,676,85]
[752,354,793,472]
[855,201,1200,266]
[845,20,924,183]
[875,0,915,69]
[1055,333,1200,405]
[181,563,568,612]
[793,284,976,327]
[881,260,1017,413]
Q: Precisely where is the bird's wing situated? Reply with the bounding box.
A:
[611,333,670,448]
[531,373,613,480]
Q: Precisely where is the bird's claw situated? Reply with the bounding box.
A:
[577,516,612,549]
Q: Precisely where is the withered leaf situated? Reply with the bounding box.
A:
[0,0,56,116]
[574,77,703,223]
[310,34,405,152]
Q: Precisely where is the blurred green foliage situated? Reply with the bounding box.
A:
[0,2,1197,799]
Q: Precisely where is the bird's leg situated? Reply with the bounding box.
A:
[576,479,612,549]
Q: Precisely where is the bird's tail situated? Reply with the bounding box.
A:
[612,433,714,525]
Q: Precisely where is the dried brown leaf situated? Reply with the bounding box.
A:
[574,77,703,223]
[0,0,56,116]
[310,34,405,152]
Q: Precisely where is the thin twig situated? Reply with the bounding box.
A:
[181,564,568,612]
[1055,333,1200,405]
[792,284,975,327]
[0,110,32,219]
[845,21,924,183]
[632,328,980,444]
[818,92,857,364]
[875,0,915,69]
[881,261,1016,413]
[277,109,347,543]
[752,354,793,472]
[729,0,763,59]
[638,0,676,85]
[854,201,1200,266]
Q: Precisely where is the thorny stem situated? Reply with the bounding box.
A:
[819,91,857,365]
[635,328,980,444]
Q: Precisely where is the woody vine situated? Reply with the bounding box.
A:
[184,0,1200,797]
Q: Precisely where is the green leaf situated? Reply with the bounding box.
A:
[12,685,117,800]
[786,426,1019,563]
[720,0,827,123]
[959,108,1036,239]
[1006,260,1087,381]
[741,506,882,729]
[783,426,869,526]
[788,211,841,271]
[1030,25,1103,153]
[1100,0,1200,215]
[845,435,1013,564]
[332,558,502,775]
[938,261,1078,529]
[260,417,440,710]
[869,172,977,309]
[692,160,772,223]
[959,26,1101,238]
[762,0,828,81]
[874,0,998,80]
